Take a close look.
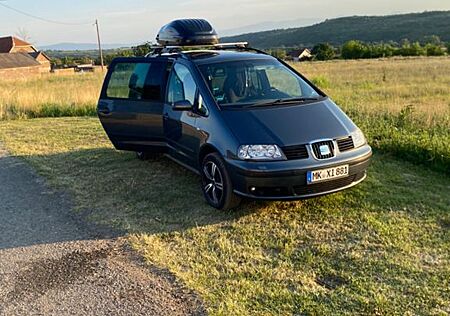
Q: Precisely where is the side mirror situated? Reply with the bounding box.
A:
[173,100,193,111]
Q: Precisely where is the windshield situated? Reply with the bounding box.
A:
[198,59,321,108]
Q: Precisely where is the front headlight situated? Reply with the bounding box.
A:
[351,129,367,148]
[238,145,285,160]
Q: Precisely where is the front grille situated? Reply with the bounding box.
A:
[294,171,365,196]
[311,140,335,159]
[337,136,355,152]
[282,144,309,160]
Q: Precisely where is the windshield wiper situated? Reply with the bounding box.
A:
[242,97,322,108]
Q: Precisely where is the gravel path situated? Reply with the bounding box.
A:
[0,146,205,316]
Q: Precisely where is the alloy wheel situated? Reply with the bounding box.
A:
[203,161,224,204]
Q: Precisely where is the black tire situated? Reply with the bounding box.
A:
[136,151,160,161]
[201,153,241,210]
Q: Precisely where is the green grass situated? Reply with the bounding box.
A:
[349,105,449,174]
[299,57,450,175]
[1,58,448,174]
[0,117,449,315]
[0,57,448,315]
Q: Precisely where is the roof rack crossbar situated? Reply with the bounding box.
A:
[145,42,269,58]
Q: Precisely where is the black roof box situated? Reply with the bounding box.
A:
[156,19,219,46]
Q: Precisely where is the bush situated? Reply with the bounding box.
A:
[268,49,287,59]
[423,35,442,46]
[341,40,368,59]
[312,43,335,60]
[366,43,395,58]
[132,42,152,57]
[397,41,426,56]
[339,38,449,59]
[425,44,445,56]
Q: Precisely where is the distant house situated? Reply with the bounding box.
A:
[76,64,103,73]
[0,36,51,78]
[287,48,313,62]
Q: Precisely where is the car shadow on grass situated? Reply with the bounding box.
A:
[25,147,271,236]
[9,146,449,242]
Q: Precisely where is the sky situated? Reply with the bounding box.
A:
[0,0,449,46]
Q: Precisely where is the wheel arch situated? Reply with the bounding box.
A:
[198,143,221,165]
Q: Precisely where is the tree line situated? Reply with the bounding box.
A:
[294,35,448,61]
[49,36,448,68]
[49,43,152,68]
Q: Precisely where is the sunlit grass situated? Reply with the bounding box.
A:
[296,57,450,126]
[0,57,449,315]
[297,57,450,174]
[0,117,448,315]
[0,73,104,119]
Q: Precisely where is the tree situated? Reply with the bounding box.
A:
[15,27,31,42]
[61,56,75,67]
[341,40,368,59]
[268,49,287,59]
[51,57,63,68]
[398,41,425,56]
[312,43,335,60]
[409,42,426,56]
[97,49,133,65]
[425,43,445,56]
[423,35,442,46]
[132,42,153,56]
[368,43,395,58]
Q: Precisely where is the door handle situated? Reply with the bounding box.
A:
[98,109,111,116]
[163,113,169,120]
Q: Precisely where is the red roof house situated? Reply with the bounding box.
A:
[0,36,51,78]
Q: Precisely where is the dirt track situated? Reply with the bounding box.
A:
[0,146,205,316]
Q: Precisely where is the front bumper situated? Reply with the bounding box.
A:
[225,144,372,200]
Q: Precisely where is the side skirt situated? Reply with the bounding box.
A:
[164,154,200,175]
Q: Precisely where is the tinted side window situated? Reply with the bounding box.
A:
[106,62,165,101]
[167,63,197,105]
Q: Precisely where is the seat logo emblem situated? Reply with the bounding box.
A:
[319,144,331,156]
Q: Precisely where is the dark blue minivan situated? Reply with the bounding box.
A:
[98,19,372,210]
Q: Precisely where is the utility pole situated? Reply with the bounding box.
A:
[95,19,104,71]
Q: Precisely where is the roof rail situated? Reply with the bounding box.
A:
[213,42,249,48]
[213,44,268,56]
[145,42,269,58]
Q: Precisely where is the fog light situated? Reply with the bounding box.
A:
[250,187,256,192]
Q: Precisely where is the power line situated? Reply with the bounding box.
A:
[0,2,105,71]
[0,2,92,26]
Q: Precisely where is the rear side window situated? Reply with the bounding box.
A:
[106,62,165,101]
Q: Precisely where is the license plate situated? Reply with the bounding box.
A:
[307,164,349,184]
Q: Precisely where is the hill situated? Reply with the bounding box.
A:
[222,11,450,48]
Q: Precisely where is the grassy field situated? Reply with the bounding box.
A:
[0,72,104,120]
[0,57,449,314]
[0,118,449,315]
[295,57,450,174]
[1,57,448,173]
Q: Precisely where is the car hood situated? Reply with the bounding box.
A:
[220,98,357,146]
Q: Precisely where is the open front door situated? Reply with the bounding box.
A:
[97,57,168,153]
[163,62,203,168]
